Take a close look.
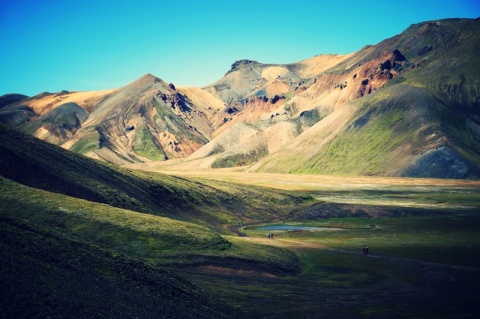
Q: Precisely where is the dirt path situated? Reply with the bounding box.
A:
[226,225,247,237]
[228,236,480,272]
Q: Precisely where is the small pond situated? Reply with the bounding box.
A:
[256,225,342,231]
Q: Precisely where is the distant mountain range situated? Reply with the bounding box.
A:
[1,18,479,178]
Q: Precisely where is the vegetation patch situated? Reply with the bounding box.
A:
[0,216,239,319]
[212,146,268,168]
[133,126,167,160]
[69,132,100,154]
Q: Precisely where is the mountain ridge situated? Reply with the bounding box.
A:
[1,17,479,178]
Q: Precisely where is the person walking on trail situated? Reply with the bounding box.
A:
[363,247,366,255]
[271,232,274,239]
[365,247,369,255]
[267,232,270,238]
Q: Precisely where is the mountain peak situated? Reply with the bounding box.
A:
[226,59,260,75]
[139,73,158,81]
[124,73,168,90]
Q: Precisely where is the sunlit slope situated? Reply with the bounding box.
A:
[1,75,221,165]
[252,19,480,178]
[254,83,480,178]
[65,74,213,164]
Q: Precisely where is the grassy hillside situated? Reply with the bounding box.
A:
[0,126,303,317]
[302,85,443,175]
[0,176,299,272]
[255,84,480,177]
[0,125,305,271]
[0,124,308,228]
[0,215,239,319]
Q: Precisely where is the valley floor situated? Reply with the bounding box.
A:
[176,223,480,319]
[146,169,480,318]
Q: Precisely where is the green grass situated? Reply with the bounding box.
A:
[287,85,440,175]
[132,126,167,160]
[269,212,480,267]
[0,216,240,319]
[212,146,268,168]
[2,123,480,318]
[0,176,299,273]
[0,177,222,258]
[69,132,100,154]
[182,208,480,318]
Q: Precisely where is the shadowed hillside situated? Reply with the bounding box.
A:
[0,124,305,317]
[0,124,308,227]
[0,93,28,108]
[0,215,239,319]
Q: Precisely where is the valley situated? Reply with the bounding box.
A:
[164,171,480,318]
[1,16,480,319]
[2,122,479,317]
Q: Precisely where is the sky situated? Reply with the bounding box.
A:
[1,0,479,96]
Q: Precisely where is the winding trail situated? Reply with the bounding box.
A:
[226,225,247,237]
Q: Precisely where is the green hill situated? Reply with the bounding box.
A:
[0,124,305,228]
[0,214,238,319]
[0,124,303,316]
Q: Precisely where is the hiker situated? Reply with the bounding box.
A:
[365,247,369,255]
[271,232,274,239]
[267,232,270,238]
[362,247,366,255]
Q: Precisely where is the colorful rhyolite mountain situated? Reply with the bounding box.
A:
[1,18,479,178]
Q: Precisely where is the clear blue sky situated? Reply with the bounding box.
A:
[1,0,479,96]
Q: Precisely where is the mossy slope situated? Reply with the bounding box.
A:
[0,216,240,319]
[0,124,306,228]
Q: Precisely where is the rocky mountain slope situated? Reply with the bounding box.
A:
[1,75,226,165]
[1,18,479,178]
[196,18,480,178]
[250,18,480,178]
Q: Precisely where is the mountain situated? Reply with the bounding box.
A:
[1,18,479,178]
[250,18,480,178]
[1,75,225,165]
[195,18,480,178]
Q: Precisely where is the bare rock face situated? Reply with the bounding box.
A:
[356,49,412,98]
[226,59,260,75]
[157,92,192,113]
